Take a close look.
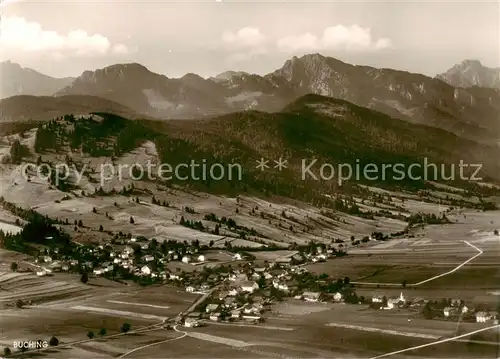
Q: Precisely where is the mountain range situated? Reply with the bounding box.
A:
[0,61,75,99]
[2,55,499,144]
[437,59,500,89]
[32,94,500,200]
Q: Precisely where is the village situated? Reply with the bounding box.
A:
[8,228,499,331]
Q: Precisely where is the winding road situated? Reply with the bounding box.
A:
[117,325,187,358]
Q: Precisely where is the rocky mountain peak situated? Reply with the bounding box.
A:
[437,59,500,89]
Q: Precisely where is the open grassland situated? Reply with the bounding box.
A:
[0,271,95,305]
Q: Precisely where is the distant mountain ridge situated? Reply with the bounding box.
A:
[437,60,500,89]
[0,61,75,99]
[3,55,500,144]
[0,95,145,122]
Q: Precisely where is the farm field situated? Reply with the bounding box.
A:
[0,283,200,358]
[0,271,97,306]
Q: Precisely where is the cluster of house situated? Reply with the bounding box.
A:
[372,292,407,310]
[371,293,499,324]
[32,237,212,279]
[33,255,75,276]
[183,280,271,328]
[293,291,343,302]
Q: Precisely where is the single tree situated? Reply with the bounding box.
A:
[422,301,434,319]
[99,225,104,231]
[49,336,59,346]
[80,272,89,284]
[120,323,131,333]
[4,347,11,356]
[130,217,135,224]
[99,328,107,337]
[402,279,407,288]
[87,331,95,339]
[10,262,18,272]
[381,296,388,308]
[494,229,499,236]
[16,299,24,308]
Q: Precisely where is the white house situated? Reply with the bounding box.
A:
[302,292,321,302]
[43,256,53,263]
[184,318,200,328]
[210,312,221,321]
[197,255,205,263]
[372,296,384,303]
[233,253,243,260]
[36,270,47,276]
[124,246,134,253]
[240,281,259,293]
[206,304,220,313]
[93,268,103,275]
[243,305,258,314]
[186,286,196,293]
[182,256,191,264]
[385,293,406,309]
[476,311,491,323]
[141,265,151,276]
[333,292,343,302]
[231,309,241,319]
[273,281,289,292]
[443,307,454,317]
[143,255,154,262]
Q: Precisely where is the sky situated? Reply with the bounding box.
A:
[1,0,498,79]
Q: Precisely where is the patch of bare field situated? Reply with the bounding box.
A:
[0,220,22,235]
[41,284,198,322]
[70,305,168,321]
[0,207,24,223]
[272,300,333,316]
[0,248,29,271]
[306,250,466,282]
[124,335,261,359]
[251,250,297,261]
[187,319,431,358]
[264,301,497,358]
[0,306,151,346]
[202,249,235,261]
[0,271,96,305]
[106,286,198,315]
[406,340,500,359]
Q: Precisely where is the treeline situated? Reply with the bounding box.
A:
[0,197,73,255]
[407,212,451,226]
